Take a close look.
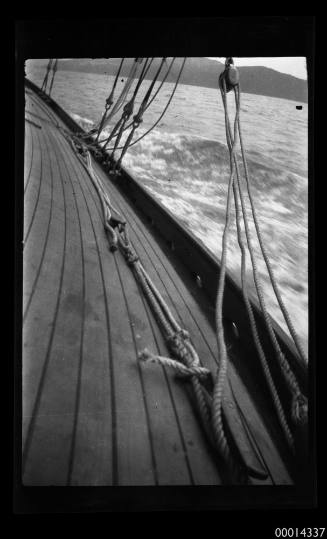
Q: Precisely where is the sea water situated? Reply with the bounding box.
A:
[25,61,308,355]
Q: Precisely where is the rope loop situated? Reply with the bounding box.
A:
[138,348,211,380]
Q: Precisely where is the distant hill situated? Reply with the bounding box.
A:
[38,57,308,103]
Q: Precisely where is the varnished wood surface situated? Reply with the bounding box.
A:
[22,86,293,486]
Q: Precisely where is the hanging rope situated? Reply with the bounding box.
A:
[112,57,167,173]
[219,71,295,450]
[97,57,177,143]
[88,57,144,142]
[216,59,307,446]
[41,59,53,93]
[94,57,125,142]
[99,57,186,153]
[101,58,151,155]
[48,59,58,97]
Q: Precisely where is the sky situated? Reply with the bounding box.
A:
[207,57,307,80]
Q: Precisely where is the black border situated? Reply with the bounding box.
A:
[14,16,317,517]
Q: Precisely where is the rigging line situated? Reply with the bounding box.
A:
[41,59,53,93]
[131,57,151,100]
[235,88,308,368]
[93,58,143,135]
[140,57,166,109]
[224,80,306,430]
[101,57,186,152]
[221,83,294,449]
[113,58,167,170]
[211,73,241,476]
[96,58,176,143]
[232,86,305,404]
[48,59,58,97]
[100,58,150,151]
[95,57,125,142]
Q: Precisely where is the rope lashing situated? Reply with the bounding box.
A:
[70,139,123,251]
[139,349,212,380]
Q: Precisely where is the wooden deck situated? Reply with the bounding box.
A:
[22,85,294,486]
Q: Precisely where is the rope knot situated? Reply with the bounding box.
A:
[137,348,211,381]
[126,249,139,266]
[106,93,114,108]
[123,100,134,118]
[138,348,152,362]
[167,329,191,363]
[133,116,143,128]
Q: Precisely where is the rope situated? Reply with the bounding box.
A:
[220,78,295,450]
[235,90,308,369]
[212,72,241,474]
[41,59,53,93]
[97,57,176,143]
[95,57,125,142]
[113,58,167,172]
[217,61,307,443]
[91,58,143,139]
[100,57,186,153]
[48,59,58,97]
[234,85,307,428]
[101,59,151,154]
[139,349,212,380]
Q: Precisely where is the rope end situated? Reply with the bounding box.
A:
[138,348,153,362]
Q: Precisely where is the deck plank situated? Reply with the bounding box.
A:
[58,131,195,485]
[54,129,155,486]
